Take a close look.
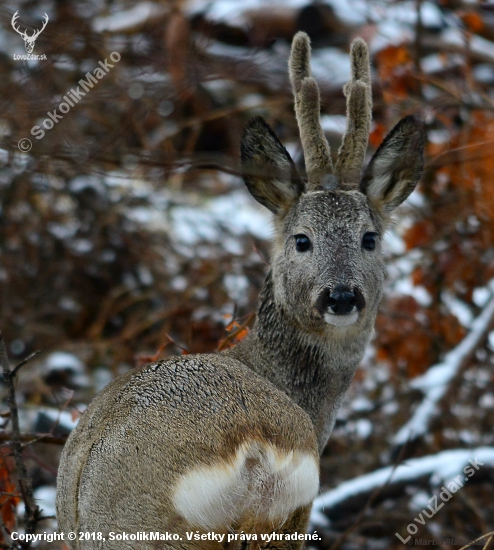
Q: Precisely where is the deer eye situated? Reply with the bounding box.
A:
[294,234,311,252]
[362,232,378,251]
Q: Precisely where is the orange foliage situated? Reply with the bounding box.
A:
[217,315,252,351]
[405,111,494,306]
[71,409,82,423]
[375,295,465,378]
[0,447,20,542]
[136,342,172,367]
[375,44,414,100]
[447,111,494,222]
[460,12,484,33]
[429,308,466,348]
[404,220,435,250]
[375,295,433,377]
[440,247,481,297]
[369,122,386,149]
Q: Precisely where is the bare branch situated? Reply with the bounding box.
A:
[459,531,494,550]
[0,333,41,546]
[11,351,41,379]
[0,432,67,446]
[394,289,494,446]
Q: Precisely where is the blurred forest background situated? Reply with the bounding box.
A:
[1,0,494,548]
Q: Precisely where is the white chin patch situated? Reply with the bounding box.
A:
[324,310,359,327]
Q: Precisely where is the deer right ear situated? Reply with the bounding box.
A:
[360,116,425,214]
[241,117,304,214]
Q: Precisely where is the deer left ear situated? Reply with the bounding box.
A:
[241,117,304,215]
[360,116,425,213]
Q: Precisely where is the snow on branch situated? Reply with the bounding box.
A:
[311,447,494,527]
[92,2,167,33]
[394,287,494,446]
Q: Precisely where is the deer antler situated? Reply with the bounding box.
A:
[334,38,372,186]
[289,32,333,190]
[32,13,49,40]
[289,33,372,190]
[11,11,26,38]
[11,11,49,40]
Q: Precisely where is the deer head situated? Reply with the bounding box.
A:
[240,33,424,336]
[11,11,49,54]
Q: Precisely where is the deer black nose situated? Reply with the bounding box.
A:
[328,285,356,315]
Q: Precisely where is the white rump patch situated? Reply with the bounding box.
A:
[172,441,319,530]
[324,310,359,327]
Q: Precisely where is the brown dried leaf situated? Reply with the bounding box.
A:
[0,448,21,540]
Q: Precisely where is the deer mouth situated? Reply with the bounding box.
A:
[323,310,359,327]
[315,286,365,327]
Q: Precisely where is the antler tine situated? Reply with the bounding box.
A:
[289,32,311,97]
[334,38,372,187]
[41,13,49,31]
[11,11,24,36]
[32,13,49,39]
[289,32,333,190]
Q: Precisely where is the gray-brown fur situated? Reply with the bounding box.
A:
[289,33,332,187]
[57,354,318,548]
[335,38,372,186]
[56,32,425,549]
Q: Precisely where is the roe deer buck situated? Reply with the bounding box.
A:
[57,32,424,549]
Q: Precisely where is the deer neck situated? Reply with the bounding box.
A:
[225,270,373,454]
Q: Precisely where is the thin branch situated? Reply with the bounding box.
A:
[0,432,67,446]
[394,287,494,446]
[328,442,409,550]
[0,333,41,546]
[426,137,494,170]
[459,531,494,550]
[311,447,494,525]
[217,313,255,351]
[11,351,41,379]
[0,516,11,550]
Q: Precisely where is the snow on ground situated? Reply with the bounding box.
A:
[311,447,494,526]
[186,0,311,25]
[394,282,494,446]
[92,2,167,33]
[166,190,271,247]
[36,408,83,434]
[33,486,57,518]
[44,351,84,373]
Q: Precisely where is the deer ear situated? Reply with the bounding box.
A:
[360,116,425,213]
[241,117,304,215]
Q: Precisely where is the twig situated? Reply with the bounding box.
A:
[393,289,494,446]
[216,313,255,351]
[328,440,409,550]
[0,516,11,550]
[425,137,494,170]
[10,351,41,379]
[311,447,494,524]
[458,531,494,550]
[0,432,67,447]
[413,0,424,99]
[0,333,41,547]
[484,535,494,550]
[163,333,189,355]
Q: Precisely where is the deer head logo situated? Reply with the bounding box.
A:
[11,11,49,54]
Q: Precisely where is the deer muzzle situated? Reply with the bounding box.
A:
[315,285,366,327]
